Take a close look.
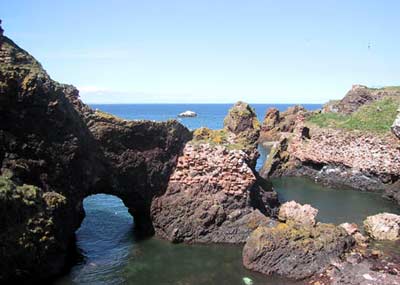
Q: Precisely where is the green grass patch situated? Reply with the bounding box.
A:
[307,97,399,133]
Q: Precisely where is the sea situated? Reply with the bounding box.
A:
[56,103,400,285]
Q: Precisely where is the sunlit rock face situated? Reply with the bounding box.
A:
[151,102,279,243]
[364,213,400,241]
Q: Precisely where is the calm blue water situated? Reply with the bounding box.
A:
[90,103,322,130]
[57,103,399,285]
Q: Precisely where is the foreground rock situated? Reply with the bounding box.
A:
[243,221,354,280]
[364,213,400,241]
[278,200,318,227]
[0,22,191,281]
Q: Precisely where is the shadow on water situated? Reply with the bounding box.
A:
[56,194,302,285]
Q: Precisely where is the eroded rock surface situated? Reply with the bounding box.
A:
[0,23,191,281]
[364,213,400,241]
[151,102,278,243]
[260,105,307,142]
[243,221,354,280]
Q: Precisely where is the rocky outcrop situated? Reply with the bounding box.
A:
[0,23,192,281]
[243,221,354,280]
[151,102,278,243]
[364,213,400,241]
[261,114,400,199]
[326,84,400,114]
[278,200,318,227]
[259,105,307,142]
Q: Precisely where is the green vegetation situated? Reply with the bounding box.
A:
[307,97,400,133]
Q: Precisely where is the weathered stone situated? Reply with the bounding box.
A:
[242,222,354,280]
[151,142,279,243]
[278,200,318,227]
[364,213,400,241]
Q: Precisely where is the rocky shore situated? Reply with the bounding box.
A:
[1,20,400,285]
[259,85,400,204]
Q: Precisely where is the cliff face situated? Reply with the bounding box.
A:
[0,24,277,282]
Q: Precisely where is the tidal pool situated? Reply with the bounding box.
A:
[57,152,400,285]
[56,194,301,285]
[272,176,400,226]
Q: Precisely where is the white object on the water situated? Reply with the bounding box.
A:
[242,277,253,285]
[178,110,197,117]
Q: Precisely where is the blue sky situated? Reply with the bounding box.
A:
[1,0,399,103]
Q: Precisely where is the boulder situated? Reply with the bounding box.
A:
[278,200,318,227]
[243,222,354,280]
[363,213,400,241]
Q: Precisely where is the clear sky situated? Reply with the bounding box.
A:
[1,0,399,103]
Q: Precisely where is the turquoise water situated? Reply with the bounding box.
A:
[56,103,399,285]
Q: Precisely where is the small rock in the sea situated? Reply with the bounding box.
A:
[178,110,197,117]
[242,277,253,285]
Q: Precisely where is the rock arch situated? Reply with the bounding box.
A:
[0,24,278,282]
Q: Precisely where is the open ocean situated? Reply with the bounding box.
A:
[89,103,322,130]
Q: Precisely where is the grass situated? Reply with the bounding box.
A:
[307,97,400,133]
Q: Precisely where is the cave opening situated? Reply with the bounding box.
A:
[66,194,135,283]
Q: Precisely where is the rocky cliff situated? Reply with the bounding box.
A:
[259,86,400,203]
[151,103,278,243]
[0,23,277,282]
[0,24,190,281]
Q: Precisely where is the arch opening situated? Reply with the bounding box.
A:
[64,194,135,284]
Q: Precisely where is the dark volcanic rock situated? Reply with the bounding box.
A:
[243,222,354,280]
[0,24,191,282]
